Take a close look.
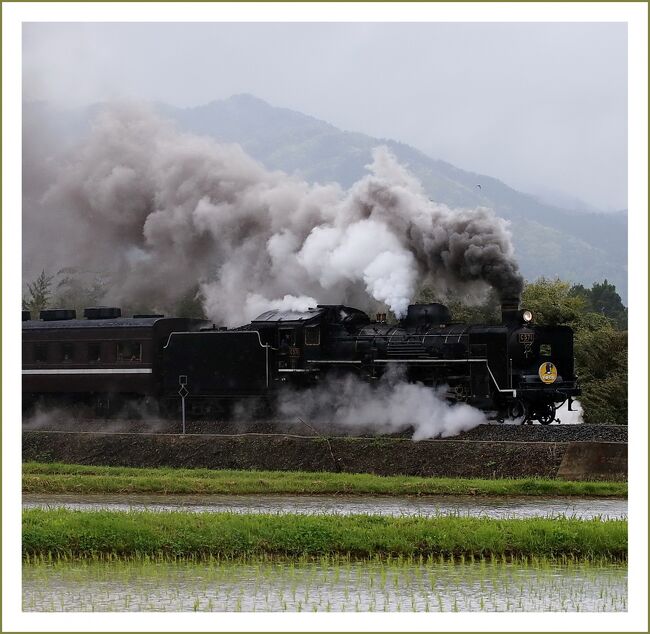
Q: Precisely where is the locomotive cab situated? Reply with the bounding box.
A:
[251,306,327,371]
[498,301,581,423]
[507,323,580,423]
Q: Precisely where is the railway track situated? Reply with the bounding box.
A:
[22,420,627,443]
[455,424,627,443]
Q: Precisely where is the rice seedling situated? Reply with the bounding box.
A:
[23,555,627,612]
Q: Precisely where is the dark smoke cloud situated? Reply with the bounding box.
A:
[25,103,523,323]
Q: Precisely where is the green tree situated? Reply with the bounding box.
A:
[22,270,55,314]
[574,328,627,424]
[570,280,627,329]
[521,278,587,326]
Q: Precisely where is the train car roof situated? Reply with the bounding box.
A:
[251,307,325,323]
[22,316,181,330]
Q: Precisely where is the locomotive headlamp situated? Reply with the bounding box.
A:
[522,310,533,323]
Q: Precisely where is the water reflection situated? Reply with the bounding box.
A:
[23,559,627,612]
[23,493,627,520]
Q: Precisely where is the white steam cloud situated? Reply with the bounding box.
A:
[32,103,522,324]
[278,367,487,440]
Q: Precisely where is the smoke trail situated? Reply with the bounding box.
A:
[30,103,522,324]
[277,366,486,440]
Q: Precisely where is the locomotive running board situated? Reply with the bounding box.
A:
[373,358,517,396]
[306,358,516,396]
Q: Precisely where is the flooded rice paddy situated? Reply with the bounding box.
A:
[22,493,627,520]
[23,558,627,612]
[23,493,627,611]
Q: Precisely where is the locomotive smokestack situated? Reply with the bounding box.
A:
[501,296,520,324]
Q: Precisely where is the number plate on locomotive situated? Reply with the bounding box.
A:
[518,332,535,344]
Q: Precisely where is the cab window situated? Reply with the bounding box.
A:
[278,329,295,348]
[305,326,320,346]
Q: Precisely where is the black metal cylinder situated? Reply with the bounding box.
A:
[501,297,520,324]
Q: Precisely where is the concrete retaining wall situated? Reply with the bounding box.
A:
[557,442,628,481]
[22,431,626,480]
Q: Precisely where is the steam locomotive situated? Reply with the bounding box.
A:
[22,299,580,424]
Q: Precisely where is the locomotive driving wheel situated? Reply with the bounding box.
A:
[506,399,529,424]
[534,403,557,425]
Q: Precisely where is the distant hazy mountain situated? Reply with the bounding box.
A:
[24,95,628,301]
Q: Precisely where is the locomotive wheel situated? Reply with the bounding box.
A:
[507,400,528,424]
[535,403,557,425]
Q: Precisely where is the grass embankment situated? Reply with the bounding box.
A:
[23,463,627,497]
[23,509,627,562]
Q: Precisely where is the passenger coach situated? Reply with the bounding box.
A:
[22,307,203,414]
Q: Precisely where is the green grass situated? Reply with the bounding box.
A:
[22,462,627,497]
[23,509,627,562]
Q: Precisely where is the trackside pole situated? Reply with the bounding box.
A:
[178,375,188,435]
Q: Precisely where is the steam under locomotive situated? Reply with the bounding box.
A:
[22,299,581,425]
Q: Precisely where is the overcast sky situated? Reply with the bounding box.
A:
[23,22,627,211]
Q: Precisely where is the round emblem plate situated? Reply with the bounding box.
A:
[538,362,558,384]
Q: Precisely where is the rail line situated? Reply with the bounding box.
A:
[21,422,627,443]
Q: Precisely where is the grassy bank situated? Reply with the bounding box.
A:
[23,463,627,497]
[23,509,627,562]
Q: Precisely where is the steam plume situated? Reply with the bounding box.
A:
[278,367,487,440]
[30,103,522,323]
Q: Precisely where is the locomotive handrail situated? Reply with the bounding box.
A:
[306,360,362,364]
[22,368,154,374]
[373,357,517,396]
[163,329,272,350]
[164,329,271,388]
[374,358,486,362]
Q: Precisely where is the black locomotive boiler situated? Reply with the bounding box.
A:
[23,299,580,425]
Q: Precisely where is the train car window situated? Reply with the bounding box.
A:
[540,344,552,356]
[62,343,74,362]
[34,344,47,363]
[116,341,142,362]
[305,326,320,346]
[88,343,101,362]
